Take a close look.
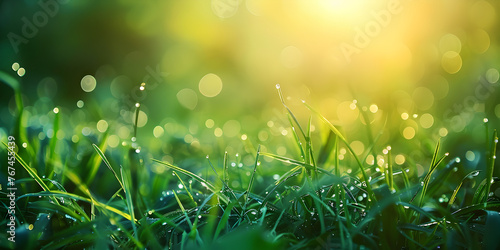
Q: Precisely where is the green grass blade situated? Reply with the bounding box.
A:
[387,148,394,192]
[3,141,51,192]
[452,201,500,216]
[86,135,109,185]
[275,165,302,185]
[133,103,140,139]
[173,190,193,229]
[483,210,500,250]
[430,139,441,171]
[92,144,124,190]
[152,159,214,191]
[0,71,20,91]
[448,171,480,207]
[46,109,59,178]
[484,130,498,203]
[276,84,307,139]
[243,145,261,211]
[417,145,449,207]
[18,191,134,221]
[261,152,313,169]
[303,101,376,203]
[472,179,488,204]
[287,114,307,161]
[214,200,236,240]
[120,167,139,244]
[173,171,197,206]
[223,151,229,185]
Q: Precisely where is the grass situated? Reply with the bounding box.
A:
[1,73,500,249]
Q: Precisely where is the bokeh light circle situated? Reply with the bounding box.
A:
[81,75,97,92]
[441,51,462,74]
[413,87,434,110]
[223,120,241,137]
[199,73,223,97]
[177,88,198,110]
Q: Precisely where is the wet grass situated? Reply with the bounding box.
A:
[1,74,500,249]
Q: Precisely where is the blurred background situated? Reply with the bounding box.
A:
[1,0,499,192]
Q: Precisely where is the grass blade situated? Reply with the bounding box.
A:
[86,135,109,185]
[92,143,124,190]
[260,152,313,169]
[448,171,481,208]
[303,101,376,203]
[121,167,140,244]
[173,171,197,206]
[152,159,215,192]
[484,130,498,203]
[243,145,261,211]
[18,191,134,221]
[214,200,237,240]
[3,141,51,192]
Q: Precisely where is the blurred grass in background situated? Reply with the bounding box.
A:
[1,0,499,176]
[0,0,500,248]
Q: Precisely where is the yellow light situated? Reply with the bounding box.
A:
[222,120,241,137]
[214,128,223,137]
[419,113,434,129]
[97,120,108,133]
[153,126,164,138]
[402,127,415,140]
[176,88,198,110]
[107,135,120,148]
[439,34,461,54]
[413,87,434,110]
[205,119,215,128]
[199,73,223,98]
[395,154,405,165]
[469,29,490,54]
[350,141,364,155]
[441,51,462,74]
[81,75,97,92]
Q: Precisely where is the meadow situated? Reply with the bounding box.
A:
[1,1,500,249]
